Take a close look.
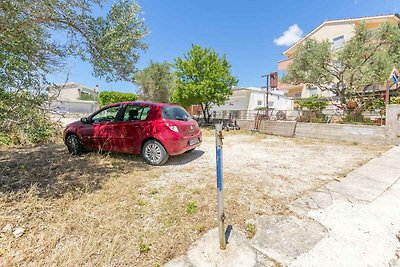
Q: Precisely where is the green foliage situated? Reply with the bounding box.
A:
[295,96,328,123]
[173,44,238,123]
[284,23,400,111]
[0,0,148,145]
[246,223,256,237]
[134,61,176,103]
[0,133,12,146]
[295,96,328,111]
[367,96,400,110]
[1,0,148,87]
[138,241,150,253]
[0,91,59,145]
[79,92,97,101]
[185,201,198,215]
[341,111,371,124]
[98,91,138,107]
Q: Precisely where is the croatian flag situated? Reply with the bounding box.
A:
[389,65,399,84]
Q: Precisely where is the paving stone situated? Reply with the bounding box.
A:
[250,215,327,266]
[186,227,257,267]
[163,255,194,267]
[326,171,397,202]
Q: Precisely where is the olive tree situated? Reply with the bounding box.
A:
[0,0,148,144]
[283,23,400,113]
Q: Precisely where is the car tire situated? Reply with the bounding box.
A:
[66,134,84,155]
[142,140,169,166]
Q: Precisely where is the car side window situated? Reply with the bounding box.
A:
[123,105,151,122]
[162,106,191,121]
[91,106,120,123]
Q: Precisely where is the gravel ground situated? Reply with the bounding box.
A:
[0,129,388,266]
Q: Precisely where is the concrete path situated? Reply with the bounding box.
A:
[164,146,400,267]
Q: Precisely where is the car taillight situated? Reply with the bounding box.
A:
[168,125,179,132]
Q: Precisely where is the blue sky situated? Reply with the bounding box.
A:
[48,0,400,93]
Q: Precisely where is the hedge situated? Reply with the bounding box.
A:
[98,91,138,107]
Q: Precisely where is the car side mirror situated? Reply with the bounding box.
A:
[81,117,90,124]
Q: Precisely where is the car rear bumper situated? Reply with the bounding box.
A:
[162,131,202,156]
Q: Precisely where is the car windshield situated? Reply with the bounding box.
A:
[161,106,191,121]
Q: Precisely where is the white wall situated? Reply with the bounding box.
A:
[301,86,335,98]
[249,90,292,110]
[211,88,293,112]
[212,89,250,111]
[311,22,356,44]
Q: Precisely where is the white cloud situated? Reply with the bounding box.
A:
[273,24,304,46]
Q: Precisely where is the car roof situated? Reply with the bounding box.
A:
[105,101,180,108]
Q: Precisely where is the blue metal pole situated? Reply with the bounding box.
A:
[215,123,226,250]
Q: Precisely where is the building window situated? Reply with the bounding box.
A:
[257,100,262,106]
[332,35,344,49]
[293,92,302,98]
[308,87,318,97]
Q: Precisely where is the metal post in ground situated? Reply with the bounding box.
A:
[385,80,390,106]
[215,123,226,250]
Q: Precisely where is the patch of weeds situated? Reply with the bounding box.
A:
[149,188,159,195]
[164,217,177,228]
[138,237,150,254]
[137,199,146,206]
[246,223,256,238]
[186,201,197,215]
[139,243,150,253]
[352,141,359,145]
[138,234,151,254]
[0,133,11,145]
[195,224,206,233]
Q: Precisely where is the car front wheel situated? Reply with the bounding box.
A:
[66,134,84,155]
[142,140,169,166]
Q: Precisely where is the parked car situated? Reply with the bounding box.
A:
[63,102,202,165]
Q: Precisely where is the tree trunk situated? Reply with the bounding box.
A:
[200,103,208,124]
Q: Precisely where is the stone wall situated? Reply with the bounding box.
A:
[386,104,400,144]
[295,123,388,144]
[259,120,297,137]
[235,119,391,144]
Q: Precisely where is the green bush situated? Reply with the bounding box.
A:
[0,91,59,145]
[99,91,138,107]
[0,133,11,146]
[341,111,372,125]
[295,96,328,111]
[79,92,98,101]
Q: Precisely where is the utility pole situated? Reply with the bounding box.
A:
[261,72,278,120]
[261,74,269,119]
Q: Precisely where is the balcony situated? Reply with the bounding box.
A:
[277,58,293,71]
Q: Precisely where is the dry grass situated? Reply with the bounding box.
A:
[0,130,388,266]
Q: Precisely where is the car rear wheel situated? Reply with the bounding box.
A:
[66,134,84,155]
[142,140,169,166]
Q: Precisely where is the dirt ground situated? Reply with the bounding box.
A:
[0,129,388,266]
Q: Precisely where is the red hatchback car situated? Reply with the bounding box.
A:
[63,102,202,165]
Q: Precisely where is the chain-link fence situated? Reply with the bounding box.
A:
[208,108,386,126]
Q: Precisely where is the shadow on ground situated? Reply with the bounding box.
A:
[0,144,150,198]
[166,149,205,166]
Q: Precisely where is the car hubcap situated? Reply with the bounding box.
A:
[145,143,161,163]
[67,136,78,151]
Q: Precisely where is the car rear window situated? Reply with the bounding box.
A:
[161,106,191,121]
